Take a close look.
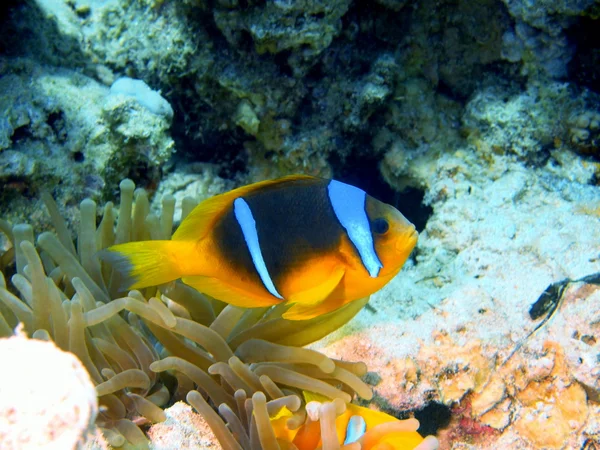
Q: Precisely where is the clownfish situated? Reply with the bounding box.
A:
[271,392,438,450]
[101,175,418,320]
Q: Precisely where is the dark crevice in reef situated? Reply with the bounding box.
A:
[171,125,249,180]
[0,0,28,56]
[330,150,433,233]
[380,400,451,439]
[397,187,432,233]
[568,16,600,94]
[273,49,295,78]
[169,83,249,181]
[525,143,553,169]
[413,402,453,437]
[345,0,411,47]
[160,9,255,182]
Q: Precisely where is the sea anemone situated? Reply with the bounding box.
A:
[0,179,438,449]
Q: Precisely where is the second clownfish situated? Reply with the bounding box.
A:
[101,175,418,320]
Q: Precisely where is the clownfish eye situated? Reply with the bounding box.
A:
[372,218,389,235]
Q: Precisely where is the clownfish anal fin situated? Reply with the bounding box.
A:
[181,275,282,308]
[286,265,345,306]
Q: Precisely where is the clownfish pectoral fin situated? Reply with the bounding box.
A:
[172,175,317,242]
[286,266,345,306]
[181,275,283,308]
[282,293,348,320]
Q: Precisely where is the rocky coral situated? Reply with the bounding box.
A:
[314,273,600,449]
[1,0,201,86]
[0,331,98,450]
[0,0,503,184]
[461,79,600,171]
[1,0,600,448]
[213,0,353,60]
[501,23,573,78]
[313,136,600,448]
[568,108,600,157]
[0,57,174,230]
[500,0,597,36]
[396,0,509,98]
[498,0,599,78]
[3,0,596,196]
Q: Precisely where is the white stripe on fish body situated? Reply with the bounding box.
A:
[233,197,284,300]
[344,415,367,444]
[327,180,383,278]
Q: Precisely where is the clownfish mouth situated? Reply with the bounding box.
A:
[396,225,418,253]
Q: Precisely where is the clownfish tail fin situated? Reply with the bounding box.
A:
[99,240,195,292]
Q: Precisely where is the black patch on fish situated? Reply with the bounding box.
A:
[577,272,600,285]
[244,177,348,288]
[529,279,569,320]
[502,271,600,366]
[530,273,600,321]
[212,177,351,295]
[212,204,265,291]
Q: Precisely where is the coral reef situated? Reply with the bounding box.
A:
[568,108,600,157]
[498,0,598,78]
[0,57,174,230]
[2,0,598,201]
[500,22,572,78]
[313,137,600,448]
[462,80,591,160]
[1,0,600,448]
[0,331,98,450]
[500,0,597,35]
[213,0,353,62]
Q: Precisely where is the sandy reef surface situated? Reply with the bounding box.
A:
[312,161,600,449]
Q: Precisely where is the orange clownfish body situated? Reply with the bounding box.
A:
[271,392,438,450]
[101,175,418,320]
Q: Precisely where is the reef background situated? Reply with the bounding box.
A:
[1,0,600,448]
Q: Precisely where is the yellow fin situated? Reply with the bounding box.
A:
[270,405,294,421]
[283,294,348,320]
[182,275,282,308]
[303,391,329,404]
[287,266,345,306]
[172,174,317,241]
[99,240,190,291]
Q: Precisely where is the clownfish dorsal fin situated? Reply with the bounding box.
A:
[172,174,317,242]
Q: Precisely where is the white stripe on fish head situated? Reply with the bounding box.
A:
[327,180,383,278]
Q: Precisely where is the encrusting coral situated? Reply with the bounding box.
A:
[0,179,438,450]
[0,329,98,450]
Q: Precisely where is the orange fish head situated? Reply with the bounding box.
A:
[365,196,418,277]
